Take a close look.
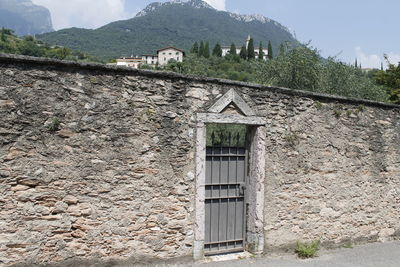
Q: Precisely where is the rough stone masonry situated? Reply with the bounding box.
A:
[0,54,399,266]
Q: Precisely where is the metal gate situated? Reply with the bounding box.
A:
[204,125,248,255]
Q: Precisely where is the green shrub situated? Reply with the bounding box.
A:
[295,240,320,258]
[48,117,60,132]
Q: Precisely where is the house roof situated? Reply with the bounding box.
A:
[157,46,185,54]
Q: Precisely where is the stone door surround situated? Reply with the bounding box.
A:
[194,89,266,259]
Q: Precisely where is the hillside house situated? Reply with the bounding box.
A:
[116,57,144,69]
[115,46,185,69]
[221,35,269,60]
[157,47,185,65]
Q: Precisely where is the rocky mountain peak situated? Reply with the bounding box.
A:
[135,0,214,17]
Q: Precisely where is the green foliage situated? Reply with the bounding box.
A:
[334,110,342,118]
[162,54,259,83]
[199,41,205,57]
[374,57,400,104]
[315,101,323,109]
[257,44,389,102]
[247,38,255,60]
[162,41,390,103]
[48,118,60,132]
[295,240,320,258]
[204,42,210,58]
[229,43,237,55]
[268,40,273,59]
[357,104,365,112]
[0,27,101,62]
[206,124,247,147]
[212,43,222,57]
[1,28,7,42]
[240,45,247,60]
[258,42,264,61]
[191,42,199,54]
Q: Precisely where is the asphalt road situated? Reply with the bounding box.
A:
[193,241,400,267]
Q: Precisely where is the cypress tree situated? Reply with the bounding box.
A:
[239,45,247,60]
[229,43,237,55]
[204,42,210,58]
[198,41,204,57]
[258,42,264,61]
[267,40,273,59]
[247,38,255,60]
[212,43,222,57]
[355,58,358,68]
[381,62,384,71]
[279,43,285,56]
[191,42,199,55]
[0,28,6,42]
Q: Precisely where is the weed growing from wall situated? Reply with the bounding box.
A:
[295,240,320,258]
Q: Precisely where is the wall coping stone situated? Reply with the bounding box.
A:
[1,53,399,110]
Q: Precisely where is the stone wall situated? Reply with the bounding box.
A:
[0,54,399,266]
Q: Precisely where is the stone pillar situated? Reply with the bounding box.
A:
[246,126,266,254]
[194,122,206,260]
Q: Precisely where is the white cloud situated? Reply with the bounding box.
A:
[32,0,129,30]
[355,46,381,69]
[204,0,226,10]
[355,47,400,69]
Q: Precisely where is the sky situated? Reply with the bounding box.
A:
[31,0,400,69]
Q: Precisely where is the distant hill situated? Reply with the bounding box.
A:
[0,0,53,36]
[37,0,298,60]
[0,28,100,62]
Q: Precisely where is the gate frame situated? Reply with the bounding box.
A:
[194,89,266,259]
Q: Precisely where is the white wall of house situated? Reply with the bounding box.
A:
[142,55,158,65]
[221,47,269,60]
[221,47,241,57]
[158,48,184,66]
[116,58,144,69]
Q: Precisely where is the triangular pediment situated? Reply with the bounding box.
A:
[208,89,255,116]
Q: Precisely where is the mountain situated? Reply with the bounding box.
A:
[37,0,298,60]
[0,0,53,36]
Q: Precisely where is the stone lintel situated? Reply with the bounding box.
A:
[197,113,265,125]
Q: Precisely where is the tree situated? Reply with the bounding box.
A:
[191,42,199,55]
[198,41,204,57]
[355,58,358,68]
[375,56,400,104]
[279,43,286,56]
[0,28,6,42]
[247,38,255,60]
[239,45,247,60]
[204,42,210,58]
[267,40,273,59]
[212,43,222,57]
[256,44,388,102]
[258,42,264,61]
[229,43,237,55]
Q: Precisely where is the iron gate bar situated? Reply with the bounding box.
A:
[204,126,248,255]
